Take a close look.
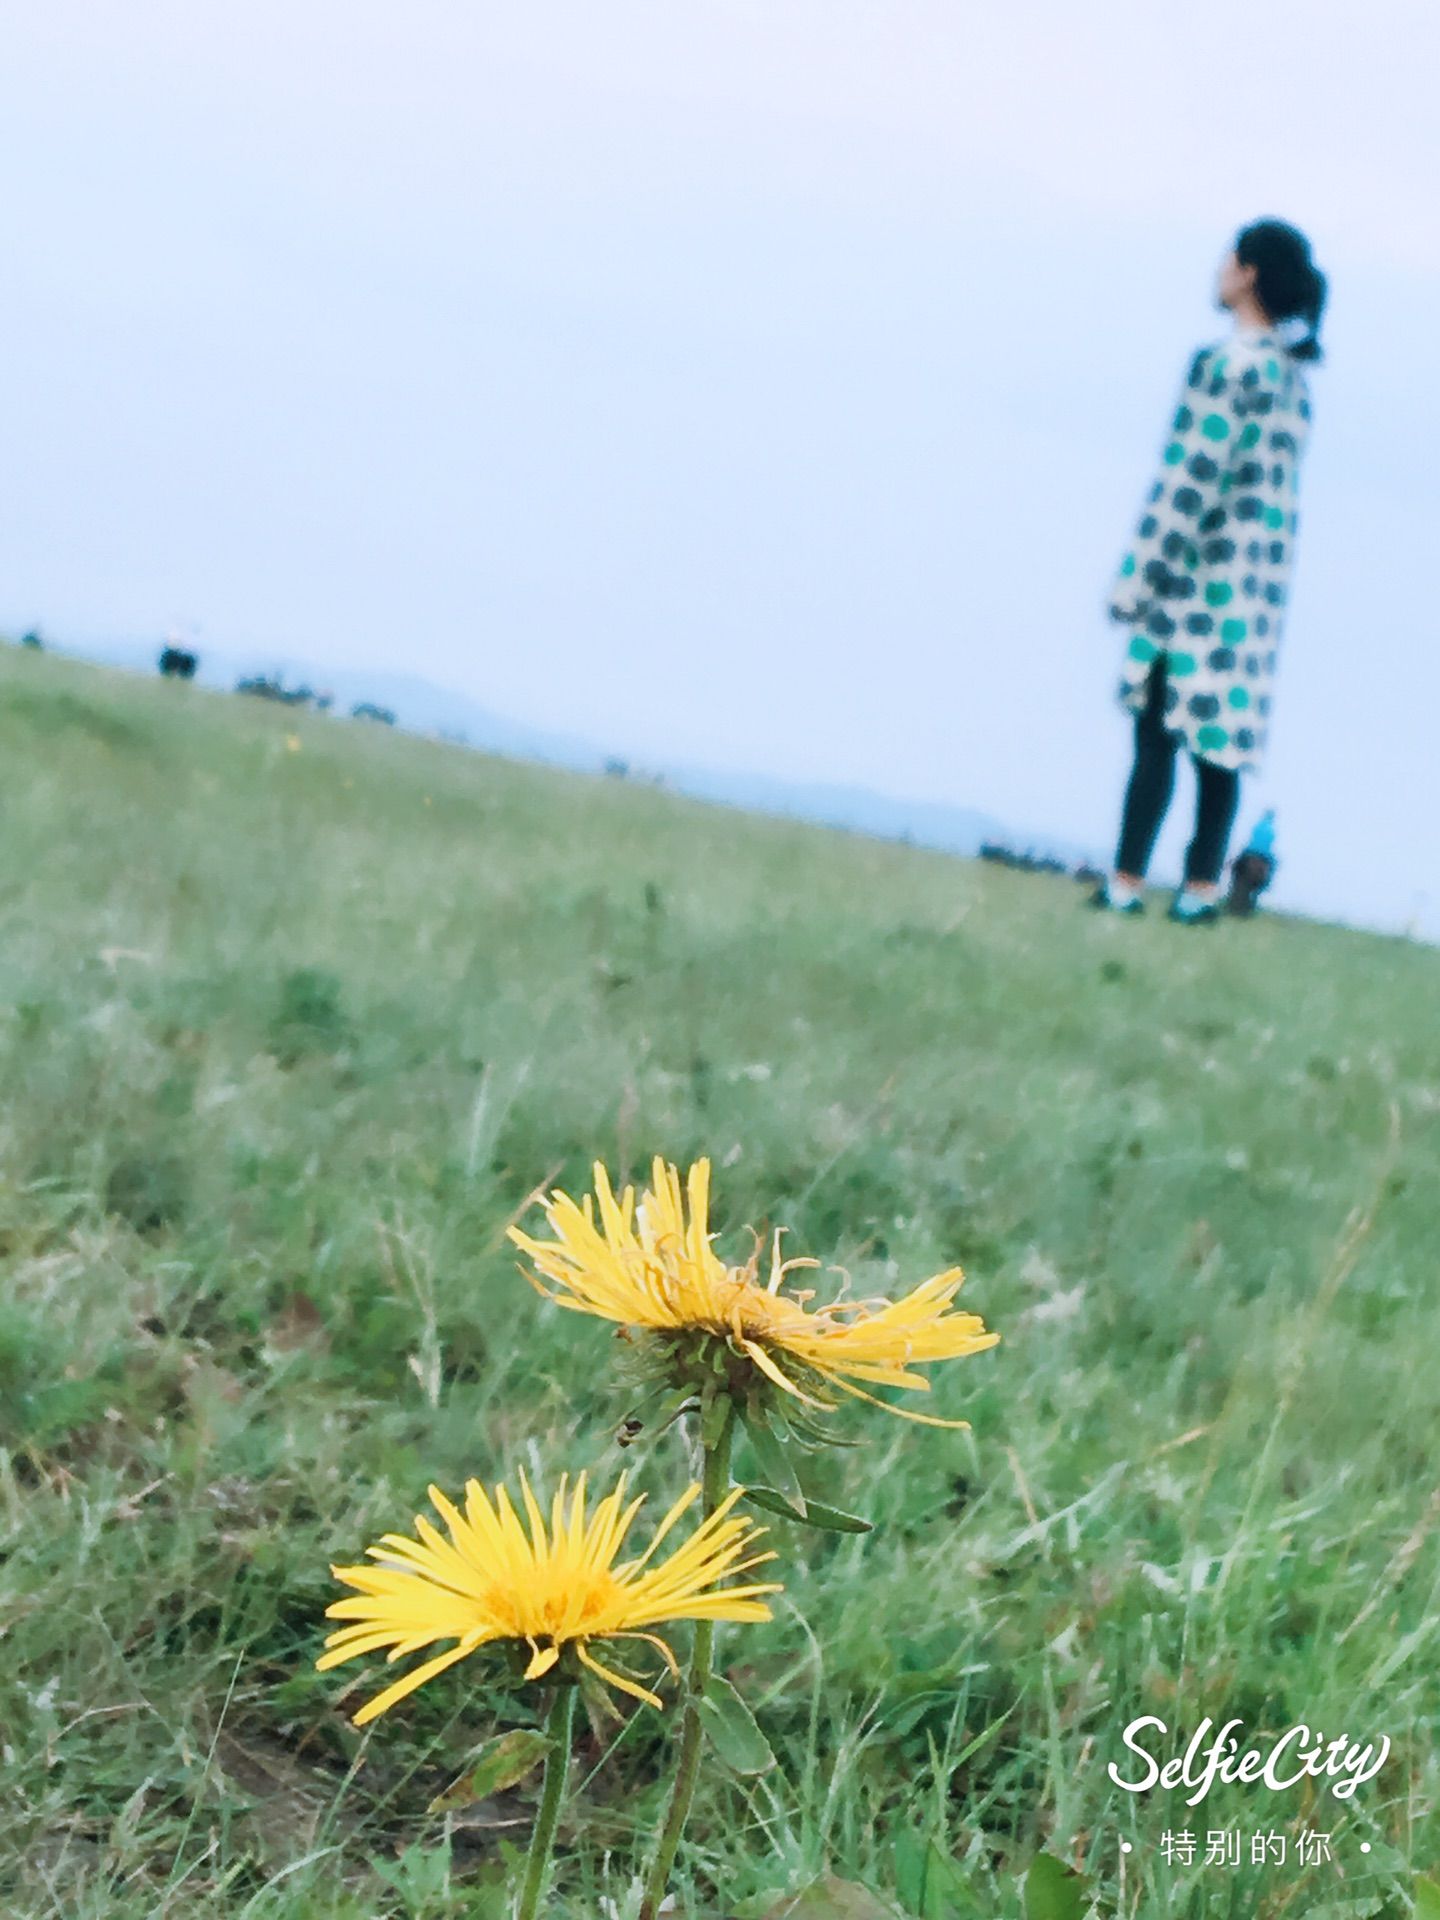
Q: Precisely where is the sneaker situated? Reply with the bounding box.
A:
[1167,889,1221,925]
[1089,883,1145,916]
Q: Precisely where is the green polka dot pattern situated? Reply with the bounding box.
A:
[1107,329,1313,775]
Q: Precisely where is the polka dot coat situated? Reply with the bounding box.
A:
[1108,327,1312,773]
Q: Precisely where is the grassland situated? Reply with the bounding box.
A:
[2,644,1438,1919]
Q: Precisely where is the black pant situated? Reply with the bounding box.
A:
[1116,659,1240,886]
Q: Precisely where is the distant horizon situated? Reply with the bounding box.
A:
[14,625,1433,948]
[3,621,1048,845]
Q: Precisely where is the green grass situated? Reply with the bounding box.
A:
[2,645,1437,1919]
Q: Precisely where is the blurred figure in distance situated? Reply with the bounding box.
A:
[1091,220,1326,926]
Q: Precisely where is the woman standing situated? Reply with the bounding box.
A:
[1094,219,1327,922]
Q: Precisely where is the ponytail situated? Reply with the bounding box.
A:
[1236,219,1328,364]
[1287,262,1328,362]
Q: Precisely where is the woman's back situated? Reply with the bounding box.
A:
[1110,324,1312,774]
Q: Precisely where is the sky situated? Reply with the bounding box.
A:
[4,1,1438,936]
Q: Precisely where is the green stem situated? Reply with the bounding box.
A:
[638,1399,736,1920]
[516,1685,575,1920]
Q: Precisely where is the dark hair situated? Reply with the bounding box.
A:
[1236,219,1328,363]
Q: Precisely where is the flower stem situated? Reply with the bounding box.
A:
[638,1398,736,1920]
[516,1684,575,1920]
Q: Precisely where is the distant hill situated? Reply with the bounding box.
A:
[54,634,1095,870]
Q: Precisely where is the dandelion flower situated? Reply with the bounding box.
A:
[509,1157,999,1426]
[317,1470,779,1725]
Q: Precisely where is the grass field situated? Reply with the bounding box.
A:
[2,644,1438,1919]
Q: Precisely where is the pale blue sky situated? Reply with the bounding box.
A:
[4,2,1438,934]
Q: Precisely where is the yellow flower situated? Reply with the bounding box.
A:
[317,1471,779,1725]
[509,1158,999,1426]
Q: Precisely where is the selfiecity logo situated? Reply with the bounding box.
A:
[1108,1717,1390,1809]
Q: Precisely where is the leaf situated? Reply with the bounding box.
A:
[894,1828,981,1919]
[922,1841,980,1918]
[784,1410,862,1447]
[426,1728,552,1813]
[700,1386,733,1451]
[745,1388,774,1430]
[1024,1851,1088,1920]
[578,1667,624,1735]
[893,1828,928,1913]
[745,1486,873,1533]
[1415,1877,1440,1919]
[951,1703,1018,1770]
[373,1839,453,1902]
[694,1671,776,1776]
[745,1413,808,1515]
